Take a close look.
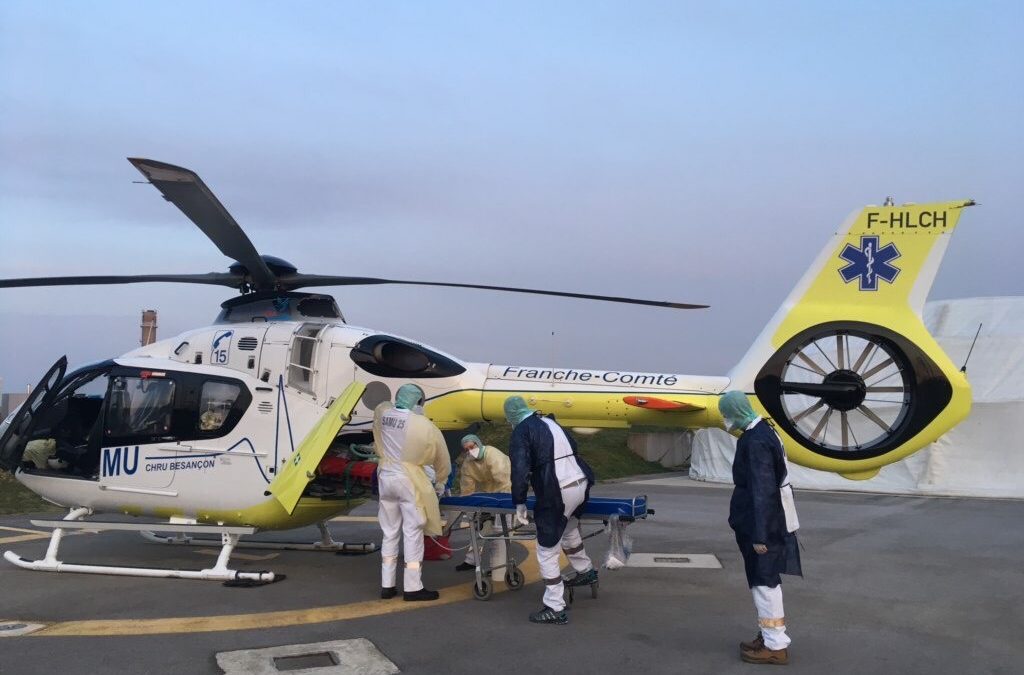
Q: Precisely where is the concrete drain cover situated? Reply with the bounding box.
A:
[627,553,722,569]
[216,638,399,674]
[0,621,45,637]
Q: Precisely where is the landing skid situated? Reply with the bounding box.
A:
[140,521,376,554]
[3,508,279,584]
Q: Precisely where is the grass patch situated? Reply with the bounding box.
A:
[0,471,61,515]
[473,422,670,482]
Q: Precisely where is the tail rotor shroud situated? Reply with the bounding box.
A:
[754,322,954,462]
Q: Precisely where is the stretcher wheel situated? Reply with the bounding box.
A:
[504,566,525,590]
[473,578,492,601]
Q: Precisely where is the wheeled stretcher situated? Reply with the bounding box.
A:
[439,493,652,601]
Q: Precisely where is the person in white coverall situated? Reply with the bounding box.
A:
[374,383,451,601]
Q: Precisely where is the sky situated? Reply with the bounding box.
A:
[0,1,1021,390]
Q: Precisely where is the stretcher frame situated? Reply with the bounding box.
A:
[439,494,651,601]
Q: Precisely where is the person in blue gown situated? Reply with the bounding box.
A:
[720,390,802,665]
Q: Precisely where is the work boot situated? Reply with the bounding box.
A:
[529,606,569,625]
[740,632,764,652]
[740,644,789,665]
[403,588,440,602]
[564,568,598,587]
[454,562,475,572]
[380,586,397,599]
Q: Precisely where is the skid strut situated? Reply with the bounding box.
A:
[3,509,277,584]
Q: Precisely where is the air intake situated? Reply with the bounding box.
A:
[238,337,259,351]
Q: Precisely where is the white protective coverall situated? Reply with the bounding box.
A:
[459,446,512,575]
[373,402,451,591]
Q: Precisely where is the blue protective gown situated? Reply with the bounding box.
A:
[510,413,596,548]
[729,419,802,588]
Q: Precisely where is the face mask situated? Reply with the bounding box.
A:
[466,446,481,460]
[412,404,424,415]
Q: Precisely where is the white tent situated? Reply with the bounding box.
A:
[689,296,1024,498]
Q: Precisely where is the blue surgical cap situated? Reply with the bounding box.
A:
[395,383,425,411]
[503,396,535,427]
[718,390,758,431]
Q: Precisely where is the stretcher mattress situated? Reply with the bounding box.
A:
[439,493,649,520]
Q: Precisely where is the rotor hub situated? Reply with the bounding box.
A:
[821,369,867,411]
[229,255,298,278]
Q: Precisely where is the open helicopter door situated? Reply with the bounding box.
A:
[0,356,67,472]
[268,381,366,515]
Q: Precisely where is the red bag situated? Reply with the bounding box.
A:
[423,535,451,561]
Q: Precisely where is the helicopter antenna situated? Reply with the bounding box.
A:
[960,322,983,373]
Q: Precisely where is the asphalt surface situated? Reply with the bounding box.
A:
[0,479,1020,674]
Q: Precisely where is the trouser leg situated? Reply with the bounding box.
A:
[560,482,592,573]
[752,584,790,650]
[560,516,592,572]
[378,484,402,588]
[399,492,426,592]
[537,541,566,611]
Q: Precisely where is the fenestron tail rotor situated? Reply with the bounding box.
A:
[755,321,958,463]
[768,327,914,456]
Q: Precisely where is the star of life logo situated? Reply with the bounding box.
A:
[838,235,901,291]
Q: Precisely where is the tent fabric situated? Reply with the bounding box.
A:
[689,297,1024,499]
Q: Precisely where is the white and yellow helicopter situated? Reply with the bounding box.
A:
[0,158,974,584]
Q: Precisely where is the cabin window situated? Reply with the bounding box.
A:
[198,382,241,432]
[287,324,324,394]
[105,376,176,438]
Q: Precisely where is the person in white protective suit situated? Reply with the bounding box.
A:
[720,390,802,665]
[454,434,512,576]
[506,396,597,625]
[374,383,452,601]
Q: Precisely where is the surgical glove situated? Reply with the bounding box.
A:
[515,504,529,527]
[434,483,445,498]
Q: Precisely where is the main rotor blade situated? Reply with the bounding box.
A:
[283,274,709,309]
[0,273,241,289]
[128,158,277,290]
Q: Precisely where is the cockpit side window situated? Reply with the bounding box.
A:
[105,376,176,438]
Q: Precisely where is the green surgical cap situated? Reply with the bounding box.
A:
[718,390,758,431]
[503,396,535,427]
[395,383,425,410]
[461,434,486,460]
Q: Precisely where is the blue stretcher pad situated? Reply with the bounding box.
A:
[439,493,649,521]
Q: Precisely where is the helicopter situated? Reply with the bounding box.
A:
[0,158,974,583]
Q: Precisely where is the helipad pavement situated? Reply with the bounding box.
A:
[0,479,1019,674]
